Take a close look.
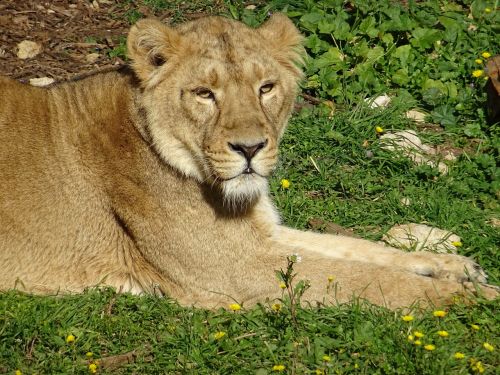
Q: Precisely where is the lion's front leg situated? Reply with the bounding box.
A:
[238,249,498,309]
[274,226,488,284]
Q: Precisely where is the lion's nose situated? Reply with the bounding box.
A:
[228,139,268,161]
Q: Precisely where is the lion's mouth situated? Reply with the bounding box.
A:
[243,166,255,174]
[224,167,264,179]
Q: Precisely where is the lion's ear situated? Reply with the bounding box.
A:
[258,13,304,78]
[127,18,182,83]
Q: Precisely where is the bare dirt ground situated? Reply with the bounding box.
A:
[0,0,224,82]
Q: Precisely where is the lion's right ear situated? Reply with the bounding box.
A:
[127,19,182,84]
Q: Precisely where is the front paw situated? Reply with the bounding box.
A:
[404,252,488,283]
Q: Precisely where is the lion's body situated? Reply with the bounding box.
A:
[0,15,496,308]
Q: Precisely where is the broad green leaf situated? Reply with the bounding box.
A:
[304,34,330,54]
[318,15,351,40]
[359,16,379,38]
[431,105,457,127]
[366,46,384,63]
[299,12,324,32]
[313,47,345,70]
[422,78,446,93]
[392,45,412,67]
[381,33,394,45]
[392,68,410,85]
[411,28,443,49]
[464,123,483,137]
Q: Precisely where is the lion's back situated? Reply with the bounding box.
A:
[0,72,139,291]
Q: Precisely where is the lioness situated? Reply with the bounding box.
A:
[0,14,497,309]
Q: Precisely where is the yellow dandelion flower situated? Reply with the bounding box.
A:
[483,342,494,352]
[472,361,485,373]
[451,241,462,247]
[414,340,422,346]
[454,352,465,359]
[437,330,449,337]
[375,126,384,134]
[229,303,241,311]
[88,363,98,374]
[471,324,480,330]
[315,369,325,375]
[86,352,93,358]
[66,334,75,344]
[402,315,414,322]
[484,7,491,13]
[424,344,436,351]
[481,52,491,59]
[272,364,285,372]
[15,371,22,375]
[214,331,226,340]
[322,355,331,362]
[327,275,335,283]
[279,281,286,289]
[475,59,483,64]
[408,335,414,341]
[271,303,281,312]
[433,310,447,318]
[414,331,424,338]
[280,179,290,189]
[354,363,359,369]
[472,70,484,78]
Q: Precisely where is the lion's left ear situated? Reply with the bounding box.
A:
[258,13,304,79]
[127,18,182,84]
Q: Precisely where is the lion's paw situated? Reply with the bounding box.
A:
[404,252,487,283]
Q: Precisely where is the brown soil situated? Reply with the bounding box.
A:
[0,0,225,82]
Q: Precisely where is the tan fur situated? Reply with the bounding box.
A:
[0,15,497,309]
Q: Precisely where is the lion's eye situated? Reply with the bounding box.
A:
[194,88,215,100]
[259,83,274,95]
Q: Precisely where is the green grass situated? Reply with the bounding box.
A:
[1,290,499,374]
[2,0,499,373]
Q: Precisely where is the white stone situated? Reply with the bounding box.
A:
[365,94,391,108]
[17,40,42,59]
[400,197,411,206]
[86,53,100,63]
[405,109,427,123]
[29,77,55,87]
[380,130,449,174]
[383,223,460,253]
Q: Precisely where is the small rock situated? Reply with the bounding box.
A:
[29,77,55,87]
[365,94,391,109]
[405,109,427,123]
[381,130,433,154]
[245,4,257,10]
[86,53,100,63]
[400,197,411,206]
[383,223,460,253]
[442,151,457,161]
[487,217,500,228]
[380,130,449,174]
[17,40,42,59]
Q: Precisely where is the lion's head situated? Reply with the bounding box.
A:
[127,14,303,205]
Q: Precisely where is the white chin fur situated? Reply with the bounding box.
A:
[221,174,268,206]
